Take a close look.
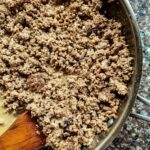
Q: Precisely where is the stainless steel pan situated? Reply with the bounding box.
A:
[88,0,150,149]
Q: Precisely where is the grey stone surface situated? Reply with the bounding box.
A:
[107,0,150,149]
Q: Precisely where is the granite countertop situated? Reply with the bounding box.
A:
[107,0,150,150]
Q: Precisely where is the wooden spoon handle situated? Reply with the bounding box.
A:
[0,112,45,150]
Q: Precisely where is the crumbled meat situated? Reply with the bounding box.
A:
[27,73,47,92]
[0,0,133,149]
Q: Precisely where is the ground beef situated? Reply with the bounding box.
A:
[0,0,133,149]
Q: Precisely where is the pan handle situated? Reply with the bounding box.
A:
[130,95,150,122]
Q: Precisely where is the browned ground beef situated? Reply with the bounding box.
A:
[0,0,133,149]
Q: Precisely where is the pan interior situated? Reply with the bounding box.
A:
[0,1,142,149]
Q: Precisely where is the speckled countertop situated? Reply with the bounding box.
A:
[107,0,150,150]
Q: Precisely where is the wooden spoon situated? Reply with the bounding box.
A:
[0,112,45,150]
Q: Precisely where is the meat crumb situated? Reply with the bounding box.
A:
[0,0,133,149]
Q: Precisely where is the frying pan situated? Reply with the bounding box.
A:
[0,0,150,150]
[88,0,150,149]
